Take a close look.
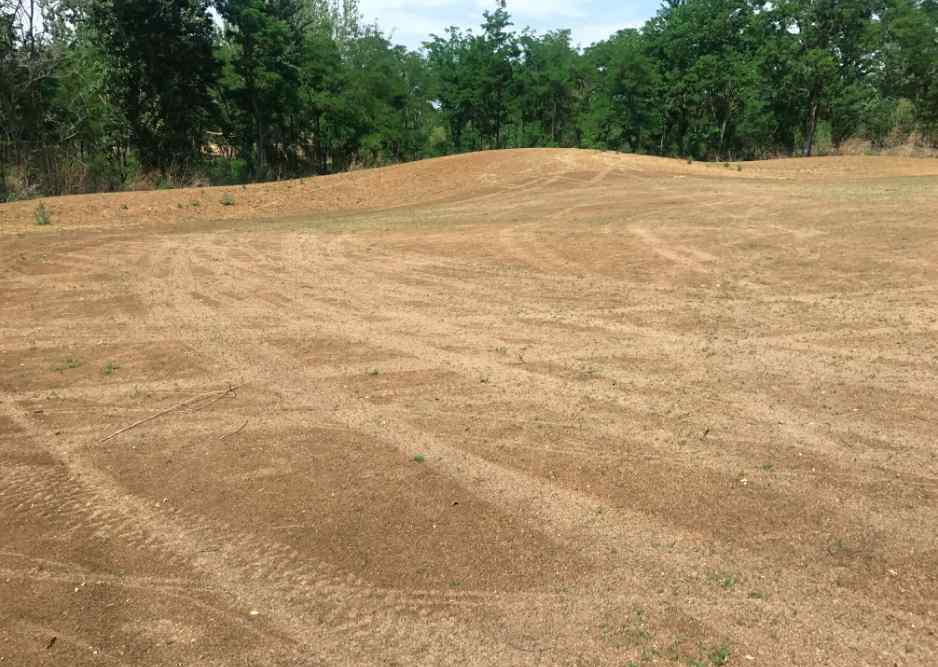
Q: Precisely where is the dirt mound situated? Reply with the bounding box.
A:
[5,148,938,235]
[0,149,725,232]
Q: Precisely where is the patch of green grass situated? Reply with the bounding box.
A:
[221,192,235,206]
[52,358,81,372]
[368,368,380,376]
[708,645,730,665]
[34,202,51,226]
[707,571,736,590]
[748,590,767,600]
[685,644,730,667]
[102,360,120,376]
[828,537,849,557]
[120,203,129,211]
[413,454,426,463]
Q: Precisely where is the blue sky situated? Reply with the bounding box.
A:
[358,0,662,51]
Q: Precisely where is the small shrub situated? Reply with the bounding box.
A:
[204,157,249,186]
[736,164,742,172]
[52,358,81,372]
[102,361,120,376]
[221,193,235,206]
[34,202,51,226]
[413,454,426,463]
[708,645,730,666]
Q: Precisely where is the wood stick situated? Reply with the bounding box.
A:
[100,385,240,443]
[190,383,239,412]
[219,419,249,441]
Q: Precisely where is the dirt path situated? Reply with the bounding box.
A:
[2,149,937,665]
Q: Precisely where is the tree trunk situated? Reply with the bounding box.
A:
[803,98,819,157]
[551,100,557,144]
[718,117,728,160]
[314,114,324,174]
[252,94,265,179]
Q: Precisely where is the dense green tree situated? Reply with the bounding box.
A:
[514,29,579,146]
[217,0,306,178]
[90,0,218,173]
[645,0,773,158]
[424,27,473,151]
[579,29,662,152]
[758,0,881,154]
[474,0,519,147]
[880,0,938,133]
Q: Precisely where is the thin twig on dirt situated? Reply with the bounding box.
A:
[219,419,249,441]
[195,387,240,412]
[99,384,240,443]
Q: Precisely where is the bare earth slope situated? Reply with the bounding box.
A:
[1,148,937,665]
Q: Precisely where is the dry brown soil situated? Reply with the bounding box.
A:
[1,148,937,665]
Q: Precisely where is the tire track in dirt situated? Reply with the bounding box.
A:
[284,230,938,466]
[190,226,938,534]
[128,240,571,661]
[126,235,937,662]
[1,391,546,664]
[135,224,938,545]
[260,233,938,603]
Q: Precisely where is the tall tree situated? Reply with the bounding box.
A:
[580,29,662,153]
[515,29,579,146]
[217,0,305,178]
[475,0,518,148]
[90,0,218,173]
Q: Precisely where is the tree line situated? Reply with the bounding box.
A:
[2,0,937,199]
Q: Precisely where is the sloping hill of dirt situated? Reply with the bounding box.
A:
[3,149,740,232]
[5,149,938,235]
[2,148,938,665]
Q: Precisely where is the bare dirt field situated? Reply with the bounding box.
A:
[1,148,937,665]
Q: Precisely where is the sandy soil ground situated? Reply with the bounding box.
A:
[1,148,937,665]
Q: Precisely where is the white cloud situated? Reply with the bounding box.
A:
[356,0,655,50]
[570,20,643,47]
[476,0,587,20]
